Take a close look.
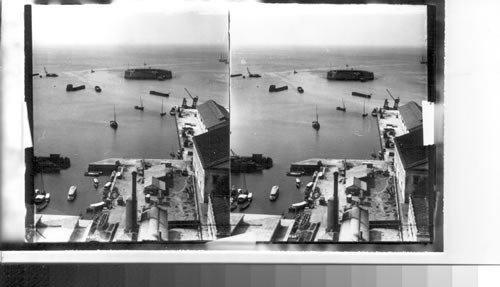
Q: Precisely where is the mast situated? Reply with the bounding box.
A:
[316,105,319,122]
[113,105,116,122]
[342,98,345,109]
[40,167,45,193]
[363,101,365,114]
[243,173,247,193]
[161,99,164,113]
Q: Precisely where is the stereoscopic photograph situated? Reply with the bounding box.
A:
[26,5,230,243]
[228,5,435,244]
[22,3,441,249]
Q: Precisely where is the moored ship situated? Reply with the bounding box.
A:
[124,68,172,80]
[327,69,374,82]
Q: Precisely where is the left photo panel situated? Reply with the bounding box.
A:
[26,5,230,244]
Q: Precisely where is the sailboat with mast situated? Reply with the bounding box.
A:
[160,100,166,117]
[362,101,368,117]
[110,105,118,129]
[134,96,144,111]
[336,98,346,112]
[312,105,320,130]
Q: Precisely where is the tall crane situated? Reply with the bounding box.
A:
[184,88,198,109]
[386,89,400,110]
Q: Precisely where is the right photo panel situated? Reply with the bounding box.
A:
[229,4,434,245]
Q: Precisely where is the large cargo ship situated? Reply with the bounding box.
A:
[124,68,172,80]
[327,69,374,82]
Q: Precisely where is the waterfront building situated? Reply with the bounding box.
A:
[345,177,368,197]
[138,205,169,242]
[196,100,230,133]
[192,125,230,203]
[338,206,370,242]
[393,127,428,204]
[397,101,423,135]
[407,195,430,241]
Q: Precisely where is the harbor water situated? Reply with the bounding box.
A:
[230,46,427,217]
[33,45,228,217]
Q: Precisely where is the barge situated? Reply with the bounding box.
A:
[66,84,85,92]
[231,154,273,173]
[327,69,374,82]
[34,154,71,173]
[352,91,372,99]
[150,90,170,97]
[269,85,288,93]
[124,68,172,80]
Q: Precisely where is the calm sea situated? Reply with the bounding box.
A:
[230,46,427,217]
[33,45,228,217]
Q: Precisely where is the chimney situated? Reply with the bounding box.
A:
[333,171,340,233]
[126,171,139,234]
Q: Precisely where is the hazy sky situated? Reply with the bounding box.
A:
[32,5,228,46]
[231,4,426,47]
[32,4,425,48]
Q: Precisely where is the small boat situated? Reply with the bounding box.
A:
[36,201,49,212]
[371,108,378,117]
[289,201,308,211]
[237,193,248,203]
[296,178,301,187]
[336,98,346,112]
[230,199,238,211]
[134,96,144,111]
[44,66,58,77]
[85,171,103,176]
[248,192,253,202]
[34,194,46,204]
[306,182,314,190]
[312,105,320,130]
[95,86,102,92]
[297,86,304,93]
[110,105,118,129]
[169,106,176,116]
[104,182,112,190]
[160,100,167,117]
[93,178,99,184]
[247,67,261,78]
[67,185,77,201]
[294,69,298,74]
[269,185,279,201]
[239,200,251,211]
[219,53,229,64]
[230,73,243,78]
[352,91,372,99]
[362,101,368,118]
[91,69,95,73]
[287,171,303,177]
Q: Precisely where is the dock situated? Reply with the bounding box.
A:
[287,159,400,242]
[223,213,282,242]
[85,158,210,242]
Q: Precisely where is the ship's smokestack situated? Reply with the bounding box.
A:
[333,171,339,233]
[126,171,139,234]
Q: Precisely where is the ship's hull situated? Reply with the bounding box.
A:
[327,70,374,81]
[124,68,172,80]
